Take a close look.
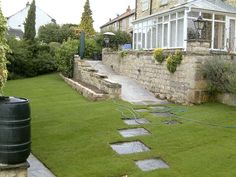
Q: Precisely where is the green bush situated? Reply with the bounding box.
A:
[153,48,165,63]
[203,58,236,94]
[55,39,79,77]
[7,38,57,79]
[166,50,183,73]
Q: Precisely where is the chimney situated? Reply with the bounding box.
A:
[109,18,112,21]
[127,5,131,12]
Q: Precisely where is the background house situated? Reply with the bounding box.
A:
[133,0,236,52]
[7,2,56,38]
[100,6,135,33]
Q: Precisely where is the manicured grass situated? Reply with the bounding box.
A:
[5,74,236,177]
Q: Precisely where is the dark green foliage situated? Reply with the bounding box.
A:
[110,30,132,50]
[203,58,236,94]
[23,0,36,41]
[166,50,183,73]
[38,23,78,44]
[0,6,9,94]
[6,38,57,79]
[84,38,101,58]
[38,23,60,43]
[55,39,79,77]
[78,0,96,37]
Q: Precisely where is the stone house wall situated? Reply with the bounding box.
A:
[135,0,236,20]
[136,0,186,19]
[102,42,235,104]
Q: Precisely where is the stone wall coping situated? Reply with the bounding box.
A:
[103,79,122,88]
[93,73,108,79]
[187,39,211,43]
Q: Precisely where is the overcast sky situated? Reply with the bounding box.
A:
[1,0,135,31]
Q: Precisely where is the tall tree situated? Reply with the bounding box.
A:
[24,0,36,40]
[0,2,9,95]
[78,0,96,37]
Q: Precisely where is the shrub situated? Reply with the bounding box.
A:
[203,58,236,94]
[166,50,183,73]
[55,39,79,77]
[7,38,57,79]
[153,48,165,63]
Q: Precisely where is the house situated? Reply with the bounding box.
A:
[7,28,24,40]
[133,0,236,52]
[7,2,56,37]
[100,6,135,33]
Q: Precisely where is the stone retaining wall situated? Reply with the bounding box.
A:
[102,42,235,104]
[61,74,108,101]
[73,57,121,99]
[217,93,236,106]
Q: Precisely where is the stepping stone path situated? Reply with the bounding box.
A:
[118,128,150,138]
[110,105,175,174]
[110,141,150,155]
[122,118,150,125]
[135,158,169,171]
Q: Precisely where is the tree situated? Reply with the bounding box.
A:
[38,23,60,43]
[0,3,9,95]
[78,0,95,37]
[38,23,78,44]
[24,0,36,40]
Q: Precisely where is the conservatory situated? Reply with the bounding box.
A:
[133,0,236,52]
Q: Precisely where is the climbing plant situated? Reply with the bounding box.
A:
[0,4,10,95]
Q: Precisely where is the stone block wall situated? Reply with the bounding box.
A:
[102,42,235,104]
[73,58,121,99]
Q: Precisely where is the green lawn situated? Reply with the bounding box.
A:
[5,74,236,177]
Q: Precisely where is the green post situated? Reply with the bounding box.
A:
[80,31,85,59]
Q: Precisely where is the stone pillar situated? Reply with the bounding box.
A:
[0,162,29,177]
[186,39,211,54]
[186,40,211,104]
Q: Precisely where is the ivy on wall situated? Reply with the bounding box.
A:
[0,7,10,95]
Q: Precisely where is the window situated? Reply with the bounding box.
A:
[152,20,157,48]
[161,0,168,5]
[142,0,149,11]
[170,21,176,47]
[157,24,163,48]
[214,22,225,49]
[177,19,184,47]
[164,23,168,47]
[133,11,185,50]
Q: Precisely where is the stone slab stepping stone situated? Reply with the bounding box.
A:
[110,141,150,155]
[135,158,169,171]
[135,109,149,113]
[162,120,181,125]
[122,118,150,125]
[152,112,174,118]
[119,128,150,138]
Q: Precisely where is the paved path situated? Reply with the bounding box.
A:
[28,154,55,177]
[86,61,168,105]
